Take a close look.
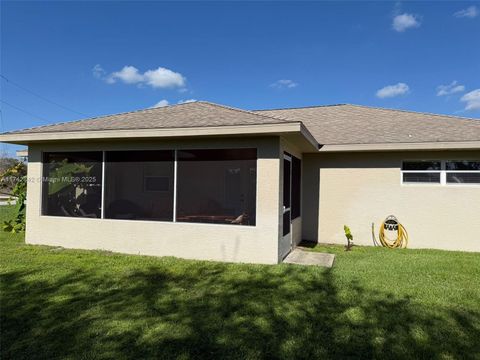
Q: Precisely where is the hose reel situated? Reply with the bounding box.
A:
[373,215,408,249]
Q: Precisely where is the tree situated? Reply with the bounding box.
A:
[0,157,26,194]
[1,161,27,232]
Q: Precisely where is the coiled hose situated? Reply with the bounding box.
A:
[378,219,409,249]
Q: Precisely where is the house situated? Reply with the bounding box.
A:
[16,149,28,162]
[0,101,479,263]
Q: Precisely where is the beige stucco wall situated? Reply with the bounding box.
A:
[25,137,283,264]
[303,150,480,252]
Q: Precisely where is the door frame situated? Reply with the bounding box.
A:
[281,153,293,259]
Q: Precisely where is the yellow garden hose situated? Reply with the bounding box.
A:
[378,216,409,249]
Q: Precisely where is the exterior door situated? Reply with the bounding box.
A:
[280,154,292,259]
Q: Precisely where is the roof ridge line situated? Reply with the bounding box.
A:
[253,104,348,112]
[256,103,479,122]
[344,104,480,122]
[197,101,297,123]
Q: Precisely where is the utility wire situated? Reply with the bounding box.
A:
[0,74,87,117]
[0,99,49,122]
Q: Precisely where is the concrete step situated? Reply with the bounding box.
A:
[283,248,335,267]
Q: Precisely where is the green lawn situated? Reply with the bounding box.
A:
[1,206,479,359]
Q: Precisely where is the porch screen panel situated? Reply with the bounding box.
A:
[176,148,257,226]
[42,152,102,218]
[104,150,174,221]
[291,156,301,219]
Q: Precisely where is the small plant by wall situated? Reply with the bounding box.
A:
[344,225,353,251]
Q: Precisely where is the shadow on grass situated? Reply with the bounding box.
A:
[1,264,479,359]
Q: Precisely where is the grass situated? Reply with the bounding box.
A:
[1,206,479,359]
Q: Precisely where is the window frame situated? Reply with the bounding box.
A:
[40,147,260,227]
[401,160,480,187]
[445,160,480,186]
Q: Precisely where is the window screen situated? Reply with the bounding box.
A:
[402,172,441,183]
[402,161,441,184]
[402,161,441,171]
[446,161,480,171]
[176,148,257,226]
[42,152,102,218]
[104,150,174,221]
[446,160,480,184]
[291,156,301,219]
[283,157,291,209]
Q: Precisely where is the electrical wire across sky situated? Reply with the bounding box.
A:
[0,74,88,123]
[0,74,89,157]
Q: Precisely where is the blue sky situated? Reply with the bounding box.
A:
[1,1,479,155]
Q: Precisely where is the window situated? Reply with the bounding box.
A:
[402,160,480,185]
[42,152,102,217]
[402,161,441,184]
[104,150,174,221]
[446,161,480,184]
[176,148,257,225]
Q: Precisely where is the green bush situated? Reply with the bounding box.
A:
[1,162,27,233]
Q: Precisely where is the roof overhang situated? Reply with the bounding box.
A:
[0,122,320,152]
[319,141,480,152]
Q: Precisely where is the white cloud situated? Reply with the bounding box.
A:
[150,99,197,108]
[454,6,478,18]
[97,65,186,89]
[92,64,105,79]
[143,67,186,88]
[376,83,410,98]
[270,79,298,89]
[436,81,466,96]
[107,66,144,84]
[461,89,480,111]
[151,99,169,108]
[392,13,421,32]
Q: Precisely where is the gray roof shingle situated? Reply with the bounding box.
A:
[255,104,480,145]
[2,101,479,146]
[4,101,294,134]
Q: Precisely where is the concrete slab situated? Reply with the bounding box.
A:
[283,248,335,268]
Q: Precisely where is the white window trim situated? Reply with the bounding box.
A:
[401,160,480,187]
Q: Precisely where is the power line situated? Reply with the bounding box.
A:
[0,99,49,122]
[0,74,87,117]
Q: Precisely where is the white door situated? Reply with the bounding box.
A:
[280,154,292,259]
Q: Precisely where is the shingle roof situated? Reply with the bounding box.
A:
[2,101,479,146]
[255,104,480,145]
[4,101,294,134]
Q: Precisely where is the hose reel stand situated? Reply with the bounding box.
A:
[372,215,409,249]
